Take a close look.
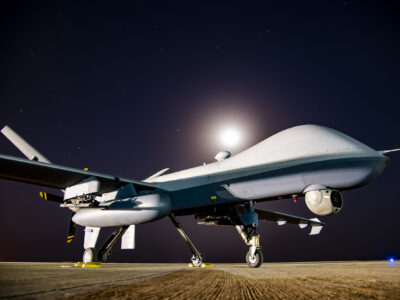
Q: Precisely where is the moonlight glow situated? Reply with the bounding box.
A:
[219,127,242,148]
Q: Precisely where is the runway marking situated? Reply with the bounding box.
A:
[2,269,182,299]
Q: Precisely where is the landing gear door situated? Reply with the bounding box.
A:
[84,226,100,249]
[121,225,135,249]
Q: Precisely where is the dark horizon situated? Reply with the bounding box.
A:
[0,1,399,263]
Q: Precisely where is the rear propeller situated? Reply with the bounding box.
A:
[67,213,77,244]
[39,192,76,244]
[39,192,63,203]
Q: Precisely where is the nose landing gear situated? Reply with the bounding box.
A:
[246,248,263,268]
[236,225,263,268]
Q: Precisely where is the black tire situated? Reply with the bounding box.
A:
[246,249,263,268]
[82,248,99,263]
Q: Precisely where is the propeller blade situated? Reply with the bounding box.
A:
[39,192,63,203]
[67,214,77,244]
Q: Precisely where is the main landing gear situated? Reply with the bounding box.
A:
[82,226,128,263]
[169,213,204,267]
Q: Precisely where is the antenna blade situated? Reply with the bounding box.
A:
[379,148,400,155]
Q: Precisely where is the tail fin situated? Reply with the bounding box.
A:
[1,125,51,163]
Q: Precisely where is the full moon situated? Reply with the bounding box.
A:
[219,127,242,148]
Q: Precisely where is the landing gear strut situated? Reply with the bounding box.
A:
[234,200,263,268]
[169,213,204,267]
[82,226,128,263]
[236,225,263,268]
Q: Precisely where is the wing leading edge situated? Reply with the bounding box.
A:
[0,154,156,193]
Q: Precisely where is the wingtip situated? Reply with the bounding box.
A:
[1,125,10,134]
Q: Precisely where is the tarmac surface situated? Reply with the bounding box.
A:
[0,261,399,299]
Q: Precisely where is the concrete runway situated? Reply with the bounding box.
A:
[0,261,399,299]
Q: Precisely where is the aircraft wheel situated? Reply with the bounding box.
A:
[246,249,263,268]
[191,255,203,267]
[83,248,99,263]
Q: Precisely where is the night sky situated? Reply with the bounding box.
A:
[0,1,399,263]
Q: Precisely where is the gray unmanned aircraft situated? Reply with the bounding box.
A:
[0,124,398,268]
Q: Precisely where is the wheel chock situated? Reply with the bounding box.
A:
[187,263,214,268]
[202,263,214,267]
[82,262,101,268]
[74,262,101,268]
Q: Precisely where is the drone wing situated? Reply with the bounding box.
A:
[0,154,156,193]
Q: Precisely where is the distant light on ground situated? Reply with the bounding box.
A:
[219,127,242,148]
[389,257,395,263]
